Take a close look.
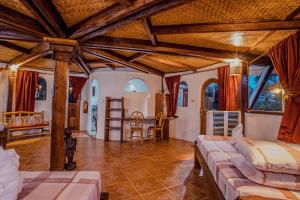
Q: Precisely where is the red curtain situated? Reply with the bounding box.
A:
[69,76,88,103]
[15,70,39,112]
[217,66,238,111]
[268,31,300,144]
[165,75,180,117]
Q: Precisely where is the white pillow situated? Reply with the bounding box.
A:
[229,123,243,145]
[0,147,23,200]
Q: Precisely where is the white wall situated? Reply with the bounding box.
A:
[245,113,282,141]
[34,73,53,121]
[81,71,161,140]
[166,70,218,142]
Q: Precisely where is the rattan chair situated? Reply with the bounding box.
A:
[129,111,144,141]
[148,112,165,142]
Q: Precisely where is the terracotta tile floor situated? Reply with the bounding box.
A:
[7,135,212,200]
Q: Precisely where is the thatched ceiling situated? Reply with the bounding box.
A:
[0,0,299,75]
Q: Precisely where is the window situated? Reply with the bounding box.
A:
[205,83,219,110]
[177,81,188,107]
[248,58,284,112]
[35,77,46,100]
[124,79,148,93]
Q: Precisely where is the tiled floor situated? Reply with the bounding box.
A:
[8,135,212,200]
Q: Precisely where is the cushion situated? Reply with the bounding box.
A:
[231,154,300,191]
[235,139,300,175]
[0,147,23,200]
[229,123,243,145]
[0,123,4,131]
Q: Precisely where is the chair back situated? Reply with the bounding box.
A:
[130,111,144,128]
[155,112,165,128]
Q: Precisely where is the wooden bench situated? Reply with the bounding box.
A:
[2,111,50,141]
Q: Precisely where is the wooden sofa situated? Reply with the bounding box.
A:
[2,111,50,141]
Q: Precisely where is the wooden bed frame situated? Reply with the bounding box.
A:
[194,140,225,200]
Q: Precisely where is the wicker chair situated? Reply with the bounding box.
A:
[148,112,165,142]
[129,111,144,141]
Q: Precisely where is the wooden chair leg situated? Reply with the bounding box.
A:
[141,128,144,140]
[129,129,133,141]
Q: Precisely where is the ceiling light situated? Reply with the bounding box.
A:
[9,64,19,72]
[231,32,243,47]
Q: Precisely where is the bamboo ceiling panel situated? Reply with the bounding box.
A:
[105,20,150,40]
[251,30,297,54]
[52,0,116,27]
[157,31,269,53]
[138,57,187,73]
[0,46,22,62]
[0,0,35,18]
[151,54,218,68]
[151,0,300,26]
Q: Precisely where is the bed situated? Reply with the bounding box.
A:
[18,171,102,200]
[194,135,300,200]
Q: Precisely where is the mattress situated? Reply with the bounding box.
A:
[197,135,300,200]
[18,171,101,200]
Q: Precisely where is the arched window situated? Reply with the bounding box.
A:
[124,78,148,93]
[35,77,47,100]
[205,82,219,110]
[177,81,188,107]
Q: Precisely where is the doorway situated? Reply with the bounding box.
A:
[89,79,99,135]
[200,78,219,134]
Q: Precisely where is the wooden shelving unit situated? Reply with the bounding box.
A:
[104,96,125,142]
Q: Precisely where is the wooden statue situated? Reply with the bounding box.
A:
[64,128,77,171]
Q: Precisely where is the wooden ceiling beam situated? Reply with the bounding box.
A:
[106,64,116,70]
[70,0,161,39]
[82,49,163,76]
[140,17,157,45]
[115,0,133,6]
[75,0,196,41]
[8,42,50,68]
[20,0,58,37]
[0,5,47,38]
[73,47,91,75]
[0,25,41,41]
[144,54,196,71]
[127,52,149,62]
[80,36,256,61]
[151,20,300,35]
[0,41,30,54]
[23,0,68,38]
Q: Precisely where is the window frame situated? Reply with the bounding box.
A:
[177,81,188,107]
[35,77,47,101]
[247,62,283,115]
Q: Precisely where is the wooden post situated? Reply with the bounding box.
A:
[50,50,71,171]
[241,61,249,136]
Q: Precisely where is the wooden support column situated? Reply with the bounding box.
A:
[50,45,73,171]
[241,62,249,136]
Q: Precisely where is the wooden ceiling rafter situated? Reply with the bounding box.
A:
[0,25,42,41]
[105,63,116,70]
[7,42,50,67]
[0,41,30,54]
[80,36,256,61]
[72,48,91,75]
[19,0,68,38]
[0,5,47,38]
[70,0,163,40]
[127,52,149,62]
[81,48,163,76]
[20,0,58,37]
[151,20,300,35]
[115,0,133,7]
[140,17,157,45]
[76,0,196,41]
